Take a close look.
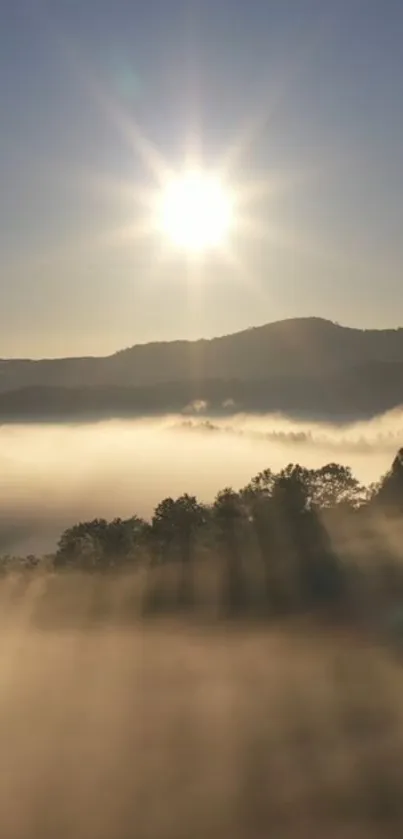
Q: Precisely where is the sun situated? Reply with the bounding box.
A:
[157,170,233,252]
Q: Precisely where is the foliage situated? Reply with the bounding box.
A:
[55,516,147,570]
[376,448,403,513]
[2,449,403,619]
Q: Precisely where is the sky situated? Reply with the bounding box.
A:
[1,0,403,358]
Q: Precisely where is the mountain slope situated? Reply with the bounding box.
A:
[0,362,403,421]
[1,317,403,394]
[1,318,403,420]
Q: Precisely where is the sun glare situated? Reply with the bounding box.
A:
[157,171,233,252]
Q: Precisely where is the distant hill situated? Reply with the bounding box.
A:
[1,318,403,420]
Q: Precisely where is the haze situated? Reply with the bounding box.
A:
[1,411,401,555]
[2,2,403,357]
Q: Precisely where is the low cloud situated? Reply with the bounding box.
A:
[0,408,401,553]
[174,407,403,455]
[182,399,209,414]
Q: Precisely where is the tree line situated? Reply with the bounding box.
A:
[2,448,403,618]
[46,448,403,614]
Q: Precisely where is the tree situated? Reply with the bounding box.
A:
[242,468,275,499]
[55,519,105,569]
[55,516,146,570]
[375,449,403,514]
[272,465,309,515]
[150,494,206,605]
[103,516,147,563]
[240,462,354,611]
[213,488,245,614]
[271,465,344,609]
[241,473,283,613]
[307,463,365,509]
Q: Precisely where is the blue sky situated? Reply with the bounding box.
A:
[1,0,403,356]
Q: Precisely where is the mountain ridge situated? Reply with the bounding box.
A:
[2,317,403,365]
[1,317,403,420]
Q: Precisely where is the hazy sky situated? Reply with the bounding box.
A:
[1,0,403,358]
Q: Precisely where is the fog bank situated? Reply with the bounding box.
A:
[0,409,402,553]
[0,612,401,838]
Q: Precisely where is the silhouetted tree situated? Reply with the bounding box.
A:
[151,494,206,605]
[55,516,146,570]
[241,473,283,613]
[375,449,403,514]
[308,463,365,509]
[44,450,403,620]
[242,468,275,497]
[213,488,245,615]
[104,517,147,563]
[272,465,344,609]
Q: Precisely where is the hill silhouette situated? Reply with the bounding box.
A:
[1,317,403,420]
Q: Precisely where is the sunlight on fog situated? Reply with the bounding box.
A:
[0,410,401,553]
